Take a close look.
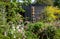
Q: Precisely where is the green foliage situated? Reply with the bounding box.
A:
[54,29,60,39]
[25,31,38,39]
[5,2,24,23]
[23,0,32,5]
[27,22,44,32]
[0,34,10,39]
[24,22,43,39]
[0,0,33,39]
[0,0,60,39]
[27,22,57,39]
[46,26,56,39]
[54,0,60,7]
[0,1,25,39]
[0,0,10,2]
[35,0,54,5]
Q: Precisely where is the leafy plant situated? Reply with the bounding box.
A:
[0,34,10,39]
[44,6,60,22]
[54,29,60,39]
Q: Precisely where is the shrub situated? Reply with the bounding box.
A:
[26,22,45,39]
[27,22,44,34]
[27,22,57,39]
[44,6,60,22]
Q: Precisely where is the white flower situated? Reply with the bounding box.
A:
[21,27,24,30]
[17,26,19,29]
[13,28,15,31]
[17,25,21,29]
[14,35,16,38]
[12,26,15,29]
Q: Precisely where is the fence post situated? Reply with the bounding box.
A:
[31,6,35,22]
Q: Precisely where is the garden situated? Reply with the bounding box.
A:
[0,0,60,39]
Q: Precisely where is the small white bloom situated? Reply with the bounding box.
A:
[21,27,24,30]
[12,26,15,29]
[13,28,15,31]
[17,26,19,29]
[17,25,21,29]
[18,25,21,27]
[14,35,16,38]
